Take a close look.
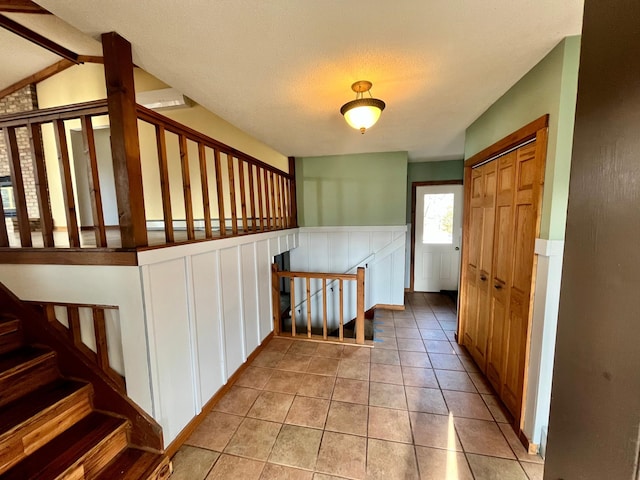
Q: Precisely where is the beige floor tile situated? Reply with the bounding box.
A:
[375,326,396,338]
[424,340,456,354]
[395,327,420,339]
[341,346,371,362]
[206,454,265,480]
[454,417,515,459]
[332,377,369,405]
[370,363,403,384]
[449,341,466,355]
[466,453,528,480]
[315,432,366,479]
[405,386,448,415]
[498,423,544,464]
[314,343,344,358]
[264,370,304,394]
[305,356,339,376]
[289,341,319,356]
[368,406,412,443]
[366,438,419,480]
[397,338,427,352]
[170,445,219,480]
[369,382,407,409]
[278,353,313,372]
[419,329,448,341]
[401,367,439,388]
[213,386,260,416]
[235,366,275,389]
[370,348,400,365]
[428,353,465,371]
[459,355,481,373]
[435,370,477,393]
[399,351,432,368]
[225,417,282,460]
[374,336,398,350]
[337,359,369,380]
[409,412,462,451]
[468,372,494,394]
[520,461,545,480]
[248,391,295,423]
[324,401,368,436]
[442,390,493,420]
[285,396,330,429]
[439,321,458,332]
[269,424,323,470]
[260,463,314,480]
[264,338,293,353]
[253,351,286,368]
[394,319,418,329]
[414,446,473,480]
[483,394,513,423]
[312,475,348,480]
[445,330,457,342]
[415,319,441,329]
[186,411,243,451]
[297,374,335,399]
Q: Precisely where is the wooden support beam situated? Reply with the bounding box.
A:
[102,32,147,248]
[0,59,72,100]
[0,1,50,14]
[0,14,79,63]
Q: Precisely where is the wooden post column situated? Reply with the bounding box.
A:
[102,32,147,248]
[288,156,298,227]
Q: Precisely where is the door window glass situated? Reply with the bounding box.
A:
[422,193,454,244]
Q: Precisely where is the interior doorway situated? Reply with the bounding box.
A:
[410,181,463,293]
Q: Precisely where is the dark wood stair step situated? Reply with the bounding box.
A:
[94,449,171,480]
[0,346,59,408]
[0,411,129,480]
[0,379,93,474]
[0,317,20,336]
[0,317,22,355]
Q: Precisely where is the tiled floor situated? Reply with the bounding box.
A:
[171,292,544,480]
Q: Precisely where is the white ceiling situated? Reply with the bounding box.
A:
[8,1,583,161]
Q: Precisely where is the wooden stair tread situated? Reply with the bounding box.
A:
[0,318,19,337]
[0,412,127,480]
[0,378,90,434]
[0,345,55,379]
[94,448,169,480]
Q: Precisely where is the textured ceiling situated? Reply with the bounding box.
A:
[14,1,583,161]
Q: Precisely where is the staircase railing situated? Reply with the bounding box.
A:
[272,264,365,344]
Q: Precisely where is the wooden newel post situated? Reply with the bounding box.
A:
[102,32,147,248]
[271,264,281,336]
[288,156,298,228]
[356,267,365,344]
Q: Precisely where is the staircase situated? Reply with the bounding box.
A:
[0,311,171,479]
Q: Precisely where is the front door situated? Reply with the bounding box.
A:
[413,184,463,292]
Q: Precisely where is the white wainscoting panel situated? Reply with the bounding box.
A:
[241,243,260,355]
[219,246,246,374]
[257,240,274,341]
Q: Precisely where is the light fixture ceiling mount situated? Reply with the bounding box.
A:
[340,80,386,134]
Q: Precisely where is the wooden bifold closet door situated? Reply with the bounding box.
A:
[459,117,548,426]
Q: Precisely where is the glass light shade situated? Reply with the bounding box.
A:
[340,98,386,134]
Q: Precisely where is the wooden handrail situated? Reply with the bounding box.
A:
[0,99,108,127]
[272,264,365,344]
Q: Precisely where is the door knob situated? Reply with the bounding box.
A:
[480,275,487,281]
[494,284,502,289]
[455,246,460,250]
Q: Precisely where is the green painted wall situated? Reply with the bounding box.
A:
[465,36,581,240]
[296,151,408,226]
[406,160,464,223]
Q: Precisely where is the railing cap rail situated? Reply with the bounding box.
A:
[276,269,360,281]
[0,99,109,128]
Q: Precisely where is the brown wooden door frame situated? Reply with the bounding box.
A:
[409,179,463,292]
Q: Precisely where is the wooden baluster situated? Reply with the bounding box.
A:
[306,277,312,338]
[290,277,296,337]
[67,306,82,347]
[339,279,344,341]
[275,174,283,229]
[288,156,298,228]
[356,267,365,344]
[263,169,271,230]
[53,119,80,247]
[93,307,110,371]
[178,135,195,240]
[248,163,257,232]
[155,125,174,243]
[256,166,265,232]
[213,148,226,236]
[227,154,238,235]
[279,175,286,228]
[284,177,290,228]
[237,158,248,232]
[44,304,57,323]
[269,171,277,229]
[4,127,31,247]
[271,264,281,336]
[81,116,107,247]
[198,143,213,238]
[28,123,54,247]
[322,278,328,340]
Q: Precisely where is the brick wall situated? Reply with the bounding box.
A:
[0,85,40,218]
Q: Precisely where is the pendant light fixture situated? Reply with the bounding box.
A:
[340,80,386,134]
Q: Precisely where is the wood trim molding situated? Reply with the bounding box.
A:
[464,114,549,168]
[0,249,138,266]
[374,303,405,311]
[164,332,275,457]
[0,1,50,14]
[409,180,464,292]
[0,59,73,99]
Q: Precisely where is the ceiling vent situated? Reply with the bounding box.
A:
[136,88,193,111]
